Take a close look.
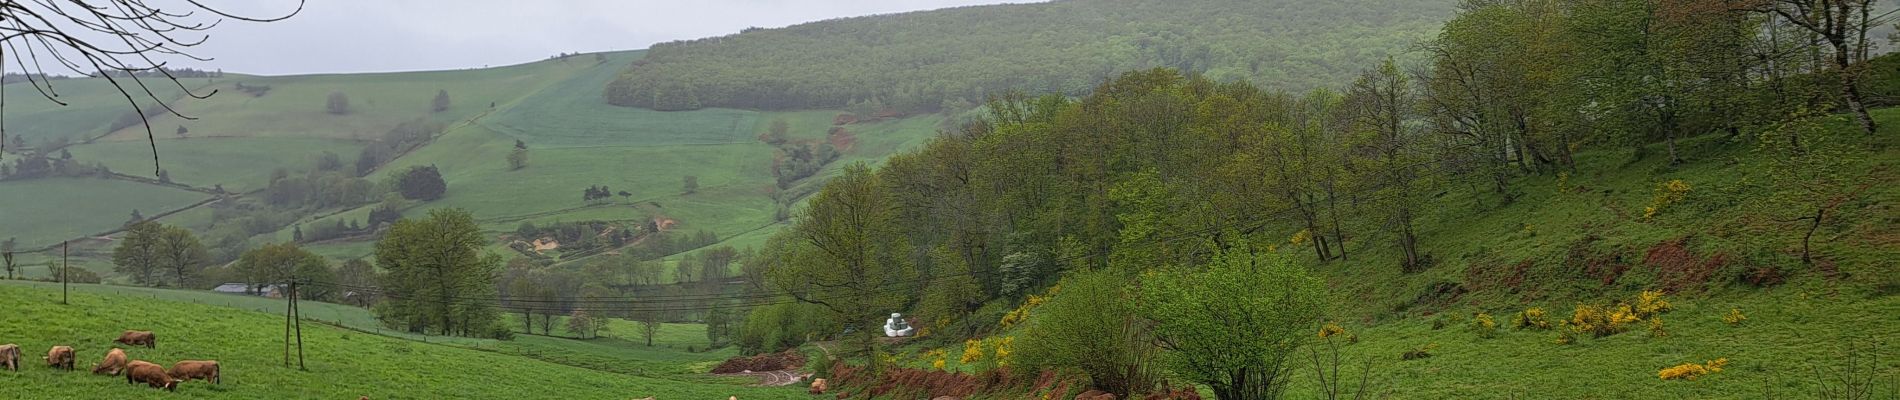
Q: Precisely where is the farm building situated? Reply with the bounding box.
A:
[211,283,285,298]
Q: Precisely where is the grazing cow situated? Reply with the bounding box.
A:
[43,346,75,370]
[115,330,156,349]
[126,360,179,391]
[168,360,220,384]
[809,378,829,394]
[0,344,19,371]
[92,348,128,375]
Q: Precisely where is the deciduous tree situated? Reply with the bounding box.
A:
[374,208,504,337]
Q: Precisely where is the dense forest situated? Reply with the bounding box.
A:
[744,0,1895,398]
[605,0,1458,112]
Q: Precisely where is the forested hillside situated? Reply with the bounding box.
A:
[605,0,1457,112]
[747,0,1899,398]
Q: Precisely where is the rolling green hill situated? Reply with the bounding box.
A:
[0,50,948,277]
[607,0,1459,112]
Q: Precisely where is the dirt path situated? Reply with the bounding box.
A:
[715,369,810,387]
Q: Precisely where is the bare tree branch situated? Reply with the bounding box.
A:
[0,0,303,173]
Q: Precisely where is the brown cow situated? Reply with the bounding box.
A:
[168,360,220,384]
[43,346,74,370]
[115,330,156,349]
[0,344,19,371]
[809,378,829,394]
[92,348,128,375]
[126,360,179,391]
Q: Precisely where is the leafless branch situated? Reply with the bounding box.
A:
[0,0,303,173]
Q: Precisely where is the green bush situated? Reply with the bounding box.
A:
[1013,268,1156,396]
[1140,244,1325,400]
[737,301,834,355]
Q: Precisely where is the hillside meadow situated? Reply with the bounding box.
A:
[0,282,800,399]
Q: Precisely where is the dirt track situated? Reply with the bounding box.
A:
[715,369,810,387]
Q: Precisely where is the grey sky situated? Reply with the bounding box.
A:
[176,0,1038,76]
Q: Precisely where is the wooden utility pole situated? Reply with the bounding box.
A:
[293,279,305,370]
[283,279,305,370]
[284,280,293,368]
[61,241,68,305]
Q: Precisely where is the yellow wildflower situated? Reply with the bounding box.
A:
[993,337,1014,366]
[1318,323,1346,339]
[1722,308,1746,326]
[1514,307,1551,330]
[1659,358,1728,381]
[959,339,984,364]
[1635,290,1672,317]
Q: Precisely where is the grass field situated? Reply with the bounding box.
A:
[92,57,603,143]
[0,178,208,249]
[0,77,198,144]
[66,137,367,192]
[0,281,800,399]
[1274,112,1899,398]
[6,49,948,275]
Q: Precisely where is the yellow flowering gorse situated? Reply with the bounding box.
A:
[998,284,1059,329]
[1643,179,1691,220]
[1659,358,1728,381]
[1722,308,1746,326]
[959,339,984,364]
[1513,307,1551,330]
[992,337,1014,367]
[1318,323,1346,339]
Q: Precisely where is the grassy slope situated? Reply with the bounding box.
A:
[0,281,797,399]
[888,110,1899,399]
[66,138,365,192]
[0,178,207,249]
[4,49,945,271]
[1281,111,1900,398]
[0,78,193,144]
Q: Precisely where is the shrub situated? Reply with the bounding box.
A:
[1642,179,1691,220]
[1401,343,1437,360]
[1013,270,1153,396]
[1648,317,1667,338]
[1139,245,1324,400]
[950,340,980,367]
[1658,358,1727,381]
[1722,308,1746,326]
[1569,291,1674,339]
[926,349,948,371]
[1554,330,1576,345]
[992,336,1014,367]
[809,354,837,379]
[1634,290,1673,317]
[1513,307,1552,330]
[998,285,1056,329]
[1318,322,1347,339]
[1473,313,1498,338]
[1568,303,1640,338]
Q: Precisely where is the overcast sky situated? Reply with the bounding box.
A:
[176,0,1038,76]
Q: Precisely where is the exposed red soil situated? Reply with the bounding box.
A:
[710,350,805,374]
[1642,238,1729,293]
[828,126,857,152]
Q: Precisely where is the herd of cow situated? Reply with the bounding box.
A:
[0,330,219,392]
